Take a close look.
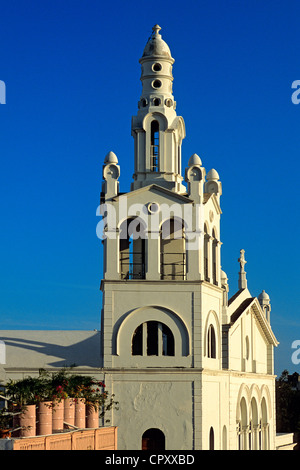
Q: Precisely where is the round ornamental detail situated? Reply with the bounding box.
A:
[165,98,173,107]
[147,202,160,214]
[208,183,217,193]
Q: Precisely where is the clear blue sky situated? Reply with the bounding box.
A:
[0,0,299,376]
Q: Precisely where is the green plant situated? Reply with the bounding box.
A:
[37,368,68,403]
[0,408,12,430]
[5,376,42,407]
[4,367,119,421]
[55,370,119,419]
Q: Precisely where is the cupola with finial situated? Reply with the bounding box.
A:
[131,25,186,193]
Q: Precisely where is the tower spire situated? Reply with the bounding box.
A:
[131,25,186,193]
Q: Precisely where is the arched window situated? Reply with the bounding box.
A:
[160,218,186,280]
[209,427,214,450]
[212,229,218,285]
[150,120,159,171]
[222,425,227,450]
[119,218,146,279]
[207,324,216,358]
[240,397,248,450]
[237,422,242,450]
[249,420,252,450]
[250,397,258,450]
[132,321,174,356]
[204,224,209,281]
[261,397,269,450]
[142,428,165,450]
[258,419,262,450]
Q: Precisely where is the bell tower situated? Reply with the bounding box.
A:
[131,25,186,193]
[100,25,227,450]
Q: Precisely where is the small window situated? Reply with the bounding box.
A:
[152,63,162,72]
[153,98,161,106]
[152,79,162,89]
[245,336,250,360]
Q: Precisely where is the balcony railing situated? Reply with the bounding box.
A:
[160,252,186,280]
[120,252,145,280]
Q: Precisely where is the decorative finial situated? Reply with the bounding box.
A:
[238,249,247,273]
[238,249,247,290]
[152,24,162,36]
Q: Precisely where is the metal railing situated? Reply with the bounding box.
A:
[160,252,186,280]
[120,252,145,280]
[150,144,159,171]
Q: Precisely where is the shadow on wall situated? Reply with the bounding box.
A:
[0,332,101,368]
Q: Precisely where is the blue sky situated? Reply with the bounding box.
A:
[0,0,299,376]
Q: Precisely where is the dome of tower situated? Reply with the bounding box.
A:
[206,168,219,181]
[188,153,202,167]
[258,290,270,301]
[142,25,173,59]
[104,151,118,164]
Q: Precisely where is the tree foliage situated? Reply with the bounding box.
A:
[276,370,300,433]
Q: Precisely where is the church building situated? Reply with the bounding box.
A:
[99,25,279,450]
[0,25,280,450]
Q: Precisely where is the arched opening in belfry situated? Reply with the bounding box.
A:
[150,120,159,171]
[212,228,218,285]
[119,218,146,280]
[160,218,185,280]
[204,223,210,281]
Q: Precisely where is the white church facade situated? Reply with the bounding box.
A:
[0,26,280,450]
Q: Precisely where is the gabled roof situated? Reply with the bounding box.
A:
[228,288,244,306]
[229,295,278,346]
[230,297,254,323]
[203,192,222,214]
[112,184,193,204]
